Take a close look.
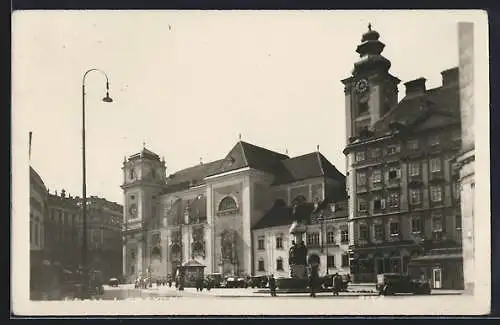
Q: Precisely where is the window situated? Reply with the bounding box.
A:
[430,186,443,202]
[408,139,419,151]
[292,195,307,206]
[129,169,135,180]
[276,258,284,271]
[372,169,382,184]
[327,255,335,268]
[258,259,265,272]
[306,232,320,247]
[341,228,349,243]
[387,144,401,155]
[429,134,440,146]
[409,162,420,177]
[411,216,422,233]
[341,254,349,267]
[454,182,461,201]
[388,192,400,208]
[258,236,265,250]
[374,224,384,241]
[389,221,400,236]
[358,199,369,212]
[276,236,283,249]
[455,215,462,230]
[359,224,369,241]
[409,188,421,205]
[430,158,441,173]
[388,166,401,181]
[357,172,367,186]
[373,197,386,211]
[218,196,237,212]
[371,148,382,158]
[327,230,335,244]
[358,101,369,115]
[432,214,443,232]
[355,151,366,162]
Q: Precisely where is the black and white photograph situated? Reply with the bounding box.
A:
[12,10,490,315]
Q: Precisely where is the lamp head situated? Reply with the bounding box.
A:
[102,93,113,103]
[102,81,113,103]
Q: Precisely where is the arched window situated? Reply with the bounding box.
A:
[218,196,238,212]
[151,246,161,260]
[292,195,307,206]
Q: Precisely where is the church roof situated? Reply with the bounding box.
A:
[163,141,344,194]
[273,152,345,186]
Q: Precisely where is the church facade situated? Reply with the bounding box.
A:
[121,142,346,282]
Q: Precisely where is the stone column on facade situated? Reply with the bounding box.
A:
[242,176,252,276]
[122,239,127,278]
[137,241,143,275]
[206,184,214,273]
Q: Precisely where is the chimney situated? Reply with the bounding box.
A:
[404,77,426,96]
[441,67,459,86]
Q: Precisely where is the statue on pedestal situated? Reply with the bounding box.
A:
[289,221,308,279]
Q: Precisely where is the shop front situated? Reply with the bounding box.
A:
[349,242,419,283]
[407,247,464,290]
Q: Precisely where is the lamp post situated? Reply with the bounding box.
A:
[81,69,113,299]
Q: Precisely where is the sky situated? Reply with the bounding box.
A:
[13,10,476,205]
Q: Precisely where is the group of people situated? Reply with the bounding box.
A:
[195,275,213,292]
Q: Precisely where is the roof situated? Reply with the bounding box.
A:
[273,152,345,186]
[163,160,223,194]
[163,141,344,193]
[253,202,315,230]
[30,166,47,193]
[128,147,161,161]
[206,141,289,177]
[409,253,463,263]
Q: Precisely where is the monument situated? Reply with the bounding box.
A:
[288,220,308,279]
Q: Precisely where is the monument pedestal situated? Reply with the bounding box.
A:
[290,264,307,279]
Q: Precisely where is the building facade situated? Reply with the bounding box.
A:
[342,26,464,289]
[456,22,475,294]
[252,200,349,278]
[121,142,346,283]
[46,191,124,280]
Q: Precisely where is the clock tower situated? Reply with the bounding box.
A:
[121,146,167,280]
[342,24,400,142]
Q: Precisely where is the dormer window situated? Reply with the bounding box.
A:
[387,144,401,155]
[408,139,419,151]
[429,134,440,146]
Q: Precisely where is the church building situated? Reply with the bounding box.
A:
[121,141,346,282]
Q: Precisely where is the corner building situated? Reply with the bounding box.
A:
[342,26,463,289]
[121,142,346,282]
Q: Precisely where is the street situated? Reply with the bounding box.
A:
[68,284,475,316]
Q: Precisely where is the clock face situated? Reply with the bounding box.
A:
[355,79,369,94]
[129,203,138,218]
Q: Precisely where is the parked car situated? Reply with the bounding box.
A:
[248,275,268,288]
[320,274,351,291]
[206,273,223,288]
[376,273,431,296]
[224,276,248,288]
[108,278,119,287]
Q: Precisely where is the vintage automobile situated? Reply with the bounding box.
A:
[108,278,119,287]
[376,273,431,296]
[224,276,248,288]
[248,275,268,288]
[206,273,223,288]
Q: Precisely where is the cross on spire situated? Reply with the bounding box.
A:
[142,141,146,149]
[238,133,242,141]
[368,22,372,31]
[317,144,320,152]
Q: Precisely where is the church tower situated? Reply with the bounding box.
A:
[121,145,167,281]
[342,24,400,143]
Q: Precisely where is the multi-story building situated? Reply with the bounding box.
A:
[29,166,49,298]
[121,142,346,282]
[342,25,464,289]
[46,191,123,280]
[252,200,349,278]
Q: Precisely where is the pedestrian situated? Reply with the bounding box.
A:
[333,273,342,296]
[268,274,277,297]
[308,266,319,298]
[206,276,212,291]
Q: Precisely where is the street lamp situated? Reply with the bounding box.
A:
[81,68,113,299]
